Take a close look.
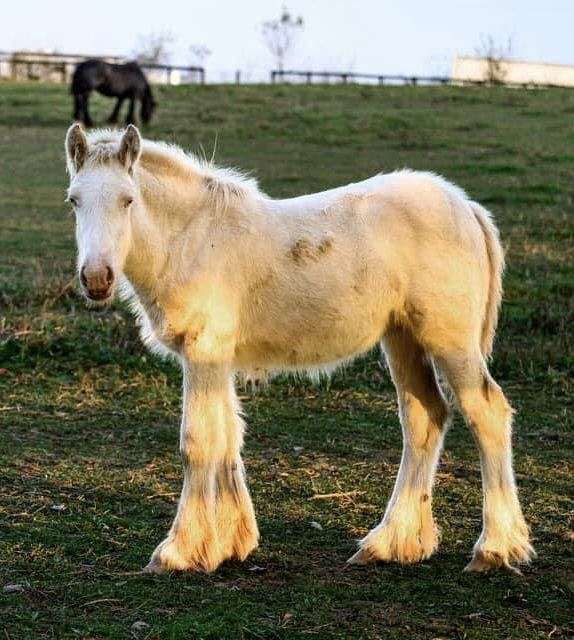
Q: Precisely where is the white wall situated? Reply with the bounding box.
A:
[452,56,574,88]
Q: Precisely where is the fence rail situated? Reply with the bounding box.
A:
[0,53,205,85]
[271,69,484,86]
[270,69,572,89]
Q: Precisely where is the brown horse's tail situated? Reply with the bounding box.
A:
[470,202,505,359]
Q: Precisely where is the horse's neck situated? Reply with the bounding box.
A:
[122,168,216,304]
[123,203,166,303]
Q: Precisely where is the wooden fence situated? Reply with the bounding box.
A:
[271,70,468,86]
[270,69,572,88]
[0,53,205,85]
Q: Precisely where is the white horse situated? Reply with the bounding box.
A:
[64,123,534,574]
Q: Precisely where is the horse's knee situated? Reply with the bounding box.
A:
[180,424,227,468]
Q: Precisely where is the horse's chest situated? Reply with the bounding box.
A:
[135,289,236,361]
[135,301,179,356]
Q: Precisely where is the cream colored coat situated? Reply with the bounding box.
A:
[65,124,534,574]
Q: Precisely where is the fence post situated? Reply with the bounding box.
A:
[306,72,312,84]
[235,70,241,84]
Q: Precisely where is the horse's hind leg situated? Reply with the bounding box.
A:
[435,350,534,572]
[349,326,450,565]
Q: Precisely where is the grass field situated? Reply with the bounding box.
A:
[0,82,572,639]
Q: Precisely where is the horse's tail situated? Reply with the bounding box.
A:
[470,201,505,359]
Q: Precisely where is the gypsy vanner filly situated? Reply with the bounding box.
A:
[71,59,156,127]
[64,123,534,574]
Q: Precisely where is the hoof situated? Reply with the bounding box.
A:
[347,547,374,566]
[226,513,259,562]
[347,520,439,566]
[145,536,221,574]
[142,558,171,575]
[464,538,536,574]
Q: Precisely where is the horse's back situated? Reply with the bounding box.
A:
[273,170,471,229]
[322,170,486,263]
[72,59,149,95]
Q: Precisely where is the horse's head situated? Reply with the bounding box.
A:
[141,87,157,125]
[65,123,142,305]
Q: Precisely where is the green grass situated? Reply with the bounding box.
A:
[0,82,573,639]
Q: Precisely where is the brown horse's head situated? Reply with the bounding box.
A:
[141,86,157,125]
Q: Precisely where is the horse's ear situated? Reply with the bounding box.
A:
[65,123,88,173]
[118,124,142,172]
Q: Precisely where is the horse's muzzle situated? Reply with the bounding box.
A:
[80,264,114,301]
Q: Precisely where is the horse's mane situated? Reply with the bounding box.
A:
[84,129,261,212]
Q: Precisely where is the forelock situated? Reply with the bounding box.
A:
[84,129,123,166]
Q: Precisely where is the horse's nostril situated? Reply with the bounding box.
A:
[80,267,87,287]
[105,266,114,285]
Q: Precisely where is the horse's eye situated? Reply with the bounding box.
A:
[122,197,134,208]
[67,196,78,208]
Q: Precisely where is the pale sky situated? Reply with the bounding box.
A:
[2,1,573,82]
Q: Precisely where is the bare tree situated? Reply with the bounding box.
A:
[475,35,513,84]
[262,6,304,71]
[133,31,175,65]
[189,44,211,68]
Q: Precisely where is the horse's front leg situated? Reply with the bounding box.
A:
[80,92,94,128]
[125,95,136,125]
[107,97,124,124]
[144,362,259,573]
[72,93,83,122]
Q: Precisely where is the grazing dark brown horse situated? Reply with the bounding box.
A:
[71,59,156,127]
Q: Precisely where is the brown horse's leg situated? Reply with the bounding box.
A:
[107,97,124,124]
[125,95,136,125]
[72,94,83,122]
[82,92,94,128]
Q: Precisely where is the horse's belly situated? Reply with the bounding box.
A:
[234,303,390,373]
[97,86,119,98]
